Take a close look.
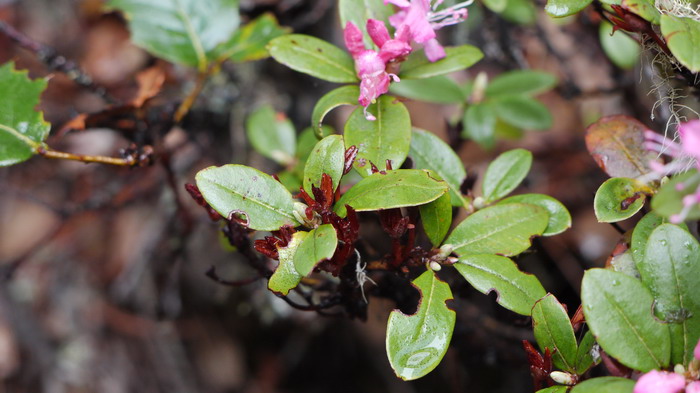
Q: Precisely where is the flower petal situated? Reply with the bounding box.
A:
[423,38,446,62]
[367,19,392,48]
[633,371,686,393]
[343,22,366,58]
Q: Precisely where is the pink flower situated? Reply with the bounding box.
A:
[384,0,470,62]
[695,337,700,360]
[645,120,700,223]
[688,382,700,393]
[343,20,411,120]
[633,370,686,393]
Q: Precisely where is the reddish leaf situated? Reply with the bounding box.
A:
[585,115,658,178]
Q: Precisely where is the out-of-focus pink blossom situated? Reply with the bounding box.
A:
[384,0,470,61]
[694,337,700,360]
[343,20,411,120]
[633,370,686,393]
[645,120,700,223]
[687,381,700,393]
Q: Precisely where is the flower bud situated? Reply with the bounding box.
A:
[549,371,575,386]
[429,261,442,271]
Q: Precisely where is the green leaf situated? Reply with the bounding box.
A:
[536,387,568,393]
[454,254,546,315]
[267,34,358,83]
[107,0,240,70]
[462,103,496,149]
[338,0,394,48]
[390,76,466,104]
[499,194,571,236]
[409,128,468,207]
[294,224,338,276]
[599,22,641,70]
[386,270,456,381]
[446,203,549,257]
[661,15,700,73]
[334,169,448,217]
[639,224,700,365]
[493,96,552,131]
[581,269,670,372]
[500,0,538,25]
[569,377,635,393]
[652,170,700,221]
[344,95,412,176]
[482,0,508,13]
[419,193,453,247]
[585,115,658,178]
[268,231,308,295]
[195,164,299,230]
[574,331,598,374]
[593,177,648,223]
[622,0,660,24]
[486,70,557,97]
[0,62,49,167]
[399,45,484,79]
[630,212,686,265]
[482,149,533,203]
[246,105,296,165]
[215,13,289,63]
[609,249,641,279]
[532,294,578,372]
[545,0,593,17]
[303,135,346,195]
[311,85,359,138]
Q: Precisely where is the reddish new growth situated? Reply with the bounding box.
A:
[604,5,670,54]
[254,226,296,260]
[522,340,553,390]
[297,173,360,276]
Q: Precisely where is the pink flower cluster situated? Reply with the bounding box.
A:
[645,120,700,223]
[343,0,471,120]
[633,339,700,393]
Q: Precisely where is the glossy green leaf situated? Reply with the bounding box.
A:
[196,164,299,230]
[446,203,549,257]
[593,177,648,223]
[609,250,641,279]
[582,269,670,372]
[0,62,49,166]
[652,170,700,221]
[462,103,496,149]
[268,34,358,83]
[640,224,700,365]
[246,105,296,165]
[409,128,468,207]
[499,194,571,236]
[482,0,508,13]
[570,377,635,393]
[532,294,578,372]
[622,0,660,24]
[311,85,359,138]
[500,0,537,25]
[107,0,239,70]
[344,95,411,176]
[334,169,448,217]
[482,149,533,203]
[215,13,289,63]
[454,254,546,315]
[630,212,686,265]
[599,22,640,70]
[493,96,552,131]
[661,15,700,73]
[303,135,345,196]
[575,331,597,374]
[545,0,592,17]
[386,270,456,381]
[399,45,484,79]
[419,193,453,247]
[536,387,568,393]
[338,0,394,48]
[585,115,658,178]
[486,70,557,97]
[294,224,338,276]
[268,231,308,295]
[390,76,466,104]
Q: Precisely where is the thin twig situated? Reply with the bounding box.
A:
[37,146,137,166]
